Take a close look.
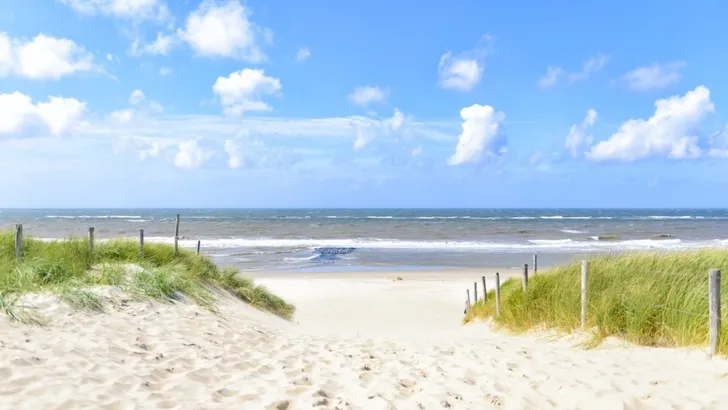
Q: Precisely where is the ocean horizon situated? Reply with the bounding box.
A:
[3,208,728,272]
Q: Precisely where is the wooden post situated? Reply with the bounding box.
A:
[522,264,528,292]
[174,214,180,257]
[482,276,487,302]
[473,282,478,304]
[495,272,501,316]
[581,260,588,329]
[139,229,145,257]
[196,240,201,255]
[14,224,22,261]
[533,254,538,275]
[88,227,95,252]
[709,269,721,357]
[466,289,471,310]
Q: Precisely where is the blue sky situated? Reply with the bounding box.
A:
[1,0,728,208]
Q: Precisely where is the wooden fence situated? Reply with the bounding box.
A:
[12,214,205,262]
[464,255,723,357]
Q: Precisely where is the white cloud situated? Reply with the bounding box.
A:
[389,108,404,131]
[129,32,176,56]
[587,86,713,161]
[622,61,686,91]
[174,140,213,169]
[348,86,387,106]
[129,89,145,105]
[159,67,172,76]
[60,0,170,20]
[148,100,163,113]
[564,109,598,157]
[539,54,609,88]
[448,104,506,165]
[224,139,243,168]
[438,54,482,92]
[0,32,95,80]
[105,53,118,62]
[296,47,310,62]
[109,108,134,123]
[412,146,423,157]
[180,0,267,62]
[438,36,492,92]
[0,92,86,137]
[353,126,374,151]
[213,68,281,115]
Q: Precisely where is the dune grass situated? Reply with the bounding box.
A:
[465,250,728,353]
[0,232,295,321]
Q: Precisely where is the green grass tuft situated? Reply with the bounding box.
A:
[0,231,295,320]
[466,250,728,353]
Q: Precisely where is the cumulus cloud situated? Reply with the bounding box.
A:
[179,0,268,62]
[448,104,506,165]
[174,140,213,169]
[224,139,243,168]
[564,109,597,157]
[0,92,87,138]
[129,32,176,56]
[587,86,713,161]
[348,86,387,106]
[60,0,170,20]
[213,68,281,115]
[622,61,686,91]
[129,89,145,105]
[296,47,310,62]
[437,35,493,92]
[0,32,95,80]
[539,54,609,88]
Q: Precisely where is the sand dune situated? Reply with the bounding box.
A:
[1,269,728,409]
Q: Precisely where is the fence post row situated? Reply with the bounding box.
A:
[15,224,23,261]
[581,260,588,329]
[709,269,721,357]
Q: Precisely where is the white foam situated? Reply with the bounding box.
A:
[139,236,728,252]
[45,215,142,219]
[561,229,584,234]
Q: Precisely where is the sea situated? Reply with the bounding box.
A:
[2,209,728,272]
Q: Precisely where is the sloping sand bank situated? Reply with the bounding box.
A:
[1,269,728,409]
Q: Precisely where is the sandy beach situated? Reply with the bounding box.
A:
[2,268,728,409]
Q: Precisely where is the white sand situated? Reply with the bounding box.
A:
[2,269,728,409]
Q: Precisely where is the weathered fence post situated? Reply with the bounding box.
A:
[495,272,501,316]
[174,214,180,257]
[88,227,95,252]
[482,276,487,302]
[196,240,201,255]
[709,269,721,357]
[581,260,588,329]
[466,289,471,311]
[522,264,529,292]
[473,282,478,304]
[533,254,538,275]
[15,224,23,261]
[139,229,145,257]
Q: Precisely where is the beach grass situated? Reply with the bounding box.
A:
[465,250,728,353]
[0,232,295,321]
